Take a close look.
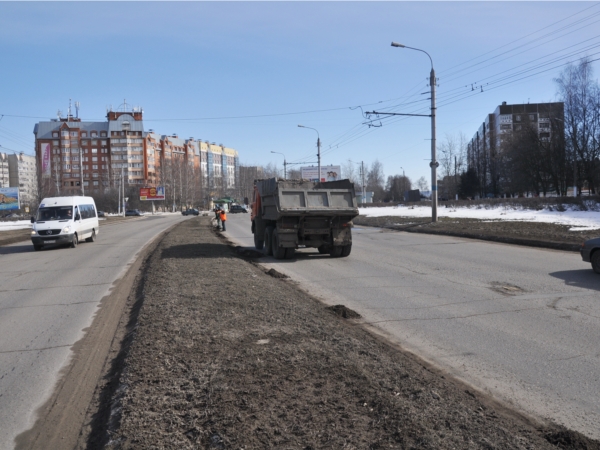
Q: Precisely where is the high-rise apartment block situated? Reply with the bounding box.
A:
[0,152,37,208]
[8,153,37,206]
[467,101,564,169]
[33,104,239,198]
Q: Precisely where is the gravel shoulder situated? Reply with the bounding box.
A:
[91,217,598,449]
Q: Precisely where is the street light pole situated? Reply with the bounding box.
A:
[391,41,438,222]
[298,125,321,182]
[271,151,287,179]
[80,147,84,196]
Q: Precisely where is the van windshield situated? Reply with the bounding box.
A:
[37,206,73,221]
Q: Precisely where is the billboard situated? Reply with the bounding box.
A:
[0,187,20,211]
[140,186,165,201]
[41,143,51,177]
[301,165,342,182]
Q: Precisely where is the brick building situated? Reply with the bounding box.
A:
[33,104,239,201]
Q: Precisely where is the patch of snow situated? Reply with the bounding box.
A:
[359,205,600,230]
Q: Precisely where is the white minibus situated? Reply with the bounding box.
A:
[30,196,99,250]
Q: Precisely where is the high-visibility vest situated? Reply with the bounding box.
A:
[219,211,227,221]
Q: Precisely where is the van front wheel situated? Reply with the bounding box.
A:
[71,234,78,248]
[86,229,96,243]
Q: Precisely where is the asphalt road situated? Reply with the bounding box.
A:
[224,213,600,440]
[0,213,187,450]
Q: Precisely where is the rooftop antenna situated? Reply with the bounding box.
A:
[75,101,80,118]
[68,98,72,119]
[57,109,62,120]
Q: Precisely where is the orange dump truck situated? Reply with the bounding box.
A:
[251,178,359,259]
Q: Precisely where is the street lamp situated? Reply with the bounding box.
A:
[298,125,321,182]
[391,41,438,222]
[271,151,287,179]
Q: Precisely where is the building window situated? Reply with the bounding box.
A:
[93,173,99,178]
[92,148,98,154]
[529,114,535,121]
[515,115,521,122]
[53,132,59,138]
[93,181,99,186]
[501,124,511,130]
[70,131,78,137]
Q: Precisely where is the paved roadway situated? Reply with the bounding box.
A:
[224,213,600,440]
[0,213,187,450]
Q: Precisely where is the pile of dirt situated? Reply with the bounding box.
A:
[97,217,599,449]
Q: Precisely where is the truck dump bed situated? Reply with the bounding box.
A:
[256,178,359,220]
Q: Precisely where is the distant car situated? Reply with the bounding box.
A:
[97,211,106,217]
[230,205,247,213]
[125,209,142,216]
[580,237,600,274]
[182,208,199,216]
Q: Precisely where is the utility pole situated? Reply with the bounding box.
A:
[389,42,438,221]
[317,136,321,182]
[298,125,321,182]
[430,63,438,220]
[80,147,84,196]
[361,161,366,204]
[118,169,121,215]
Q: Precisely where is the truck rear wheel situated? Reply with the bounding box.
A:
[317,245,328,254]
[330,246,342,257]
[285,247,295,259]
[254,232,264,250]
[341,244,352,257]
[272,229,286,260]
[264,226,274,256]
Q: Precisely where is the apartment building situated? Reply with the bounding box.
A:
[0,152,37,209]
[8,153,38,206]
[34,104,239,198]
[0,153,9,189]
[467,101,564,194]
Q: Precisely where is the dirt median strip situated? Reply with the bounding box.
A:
[98,217,598,449]
[353,216,595,252]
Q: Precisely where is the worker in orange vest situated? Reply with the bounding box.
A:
[219,209,227,231]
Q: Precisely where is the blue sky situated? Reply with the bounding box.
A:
[1,1,599,186]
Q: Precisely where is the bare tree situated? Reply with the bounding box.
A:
[385,174,412,202]
[366,160,385,201]
[438,132,467,199]
[416,176,428,192]
[341,159,359,184]
[555,57,600,195]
